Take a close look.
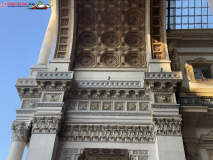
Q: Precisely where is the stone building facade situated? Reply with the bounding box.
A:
[7,0,213,160]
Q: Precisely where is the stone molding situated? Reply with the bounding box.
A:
[16,109,36,114]
[32,116,61,133]
[154,94,174,103]
[144,72,181,79]
[60,124,156,142]
[152,104,180,109]
[11,121,31,142]
[76,81,142,88]
[16,78,37,87]
[185,58,213,86]
[178,52,213,56]
[37,102,64,107]
[180,106,208,112]
[153,118,182,135]
[36,72,73,79]
[200,130,213,142]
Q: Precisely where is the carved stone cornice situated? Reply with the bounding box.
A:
[60,124,156,143]
[36,72,73,91]
[153,118,182,135]
[200,130,213,142]
[11,121,31,142]
[16,78,40,99]
[144,71,182,80]
[32,116,61,133]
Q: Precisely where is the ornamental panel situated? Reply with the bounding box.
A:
[74,0,146,68]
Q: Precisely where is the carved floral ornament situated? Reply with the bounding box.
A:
[185,58,213,86]
[11,121,31,142]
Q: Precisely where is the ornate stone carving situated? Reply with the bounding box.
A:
[37,72,73,79]
[125,52,146,67]
[79,9,96,27]
[32,116,61,133]
[78,101,89,110]
[200,130,213,142]
[170,49,181,71]
[139,102,149,111]
[145,72,181,79]
[102,32,120,47]
[79,32,96,47]
[154,94,173,103]
[154,118,182,135]
[42,93,63,102]
[60,124,156,142]
[11,121,31,142]
[127,102,137,111]
[125,32,143,47]
[185,58,213,86]
[115,102,125,111]
[67,101,77,110]
[90,102,101,110]
[103,102,113,110]
[21,99,39,109]
[101,52,119,66]
[103,10,120,27]
[125,10,142,26]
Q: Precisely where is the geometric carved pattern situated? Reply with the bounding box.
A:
[74,0,146,68]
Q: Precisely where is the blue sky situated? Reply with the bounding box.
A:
[0,1,51,159]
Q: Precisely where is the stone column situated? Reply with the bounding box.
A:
[7,121,31,160]
[37,0,56,65]
[26,116,61,160]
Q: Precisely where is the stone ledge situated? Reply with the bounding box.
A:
[36,71,73,79]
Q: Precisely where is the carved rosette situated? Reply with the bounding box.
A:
[154,118,182,135]
[102,10,120,27]
[125,32,143,47]
[76,53,95,67]
[79,9,96,27]
[101,52,119,66]
[60,124,156,142]
[125,52,146,67]
[11,121,31,142]
[102,32,120,47]
[125,10,142,26]
[32,116,61,133]
[78,32,96,47]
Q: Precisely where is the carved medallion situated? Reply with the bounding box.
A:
[103,10,120,27]
[101,53,119,66]
[79,32,96,47]
[125,52,145,66]
[125,10,142,26]
[79,9,96,26]
[125,32,143,47]
[77,53,95,66]
[102,32,119,47]
[127,102,137,111]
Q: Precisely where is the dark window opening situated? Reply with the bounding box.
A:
[193,66,213,79]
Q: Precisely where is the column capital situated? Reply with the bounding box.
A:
[32,116,61,133]
[11,121,31,143]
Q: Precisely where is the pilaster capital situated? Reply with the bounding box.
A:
[11,121,31,143]
[32,116,61,133]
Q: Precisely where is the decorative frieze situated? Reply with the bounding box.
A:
[32,116,61,133]
[36,72,73,79]
[144,72,181,79]
[60,124,156,142]
[11,121,31,142]
[66,101,150,112]
[153,118,182,135]
[42,93,63,102]
[16,78,37,87]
